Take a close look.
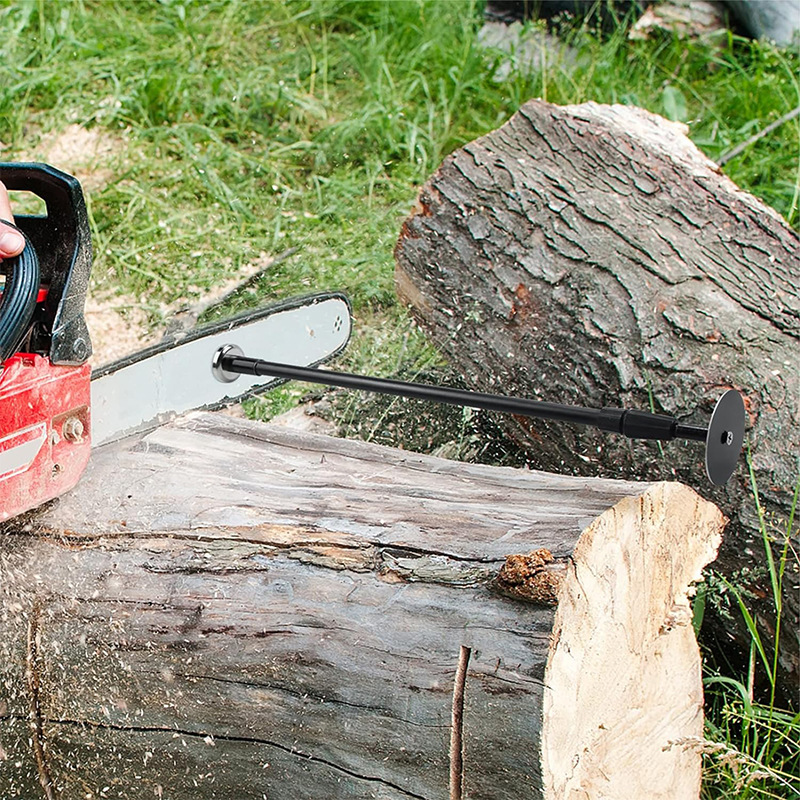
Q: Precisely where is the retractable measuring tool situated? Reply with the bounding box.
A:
[212,346,746,486]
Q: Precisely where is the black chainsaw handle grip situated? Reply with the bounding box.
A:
[0,162,92,364]
[0,222,40,362]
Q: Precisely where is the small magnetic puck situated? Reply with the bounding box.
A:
[211,344,244,383]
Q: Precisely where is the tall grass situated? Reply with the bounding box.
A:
[699,469,800,798]
[1,1,796,323]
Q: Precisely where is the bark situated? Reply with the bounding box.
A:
[394,99,800,694]
[0,413,723,799]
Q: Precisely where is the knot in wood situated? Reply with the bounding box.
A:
[494,547,563,605]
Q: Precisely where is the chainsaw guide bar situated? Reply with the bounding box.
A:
[0,162,352,521]
[90,292,351,447]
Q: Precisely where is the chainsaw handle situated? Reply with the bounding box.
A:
[0,223,40,362]
[0,163,92,364]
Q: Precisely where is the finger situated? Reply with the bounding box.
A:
[0,181,25,258]
[0,180,16,223]
[0,222,25,259]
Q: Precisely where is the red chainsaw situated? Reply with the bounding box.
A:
[0,164,94,521]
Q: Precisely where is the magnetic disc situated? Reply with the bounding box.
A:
[211,343,244,383]
[705,389,745,485]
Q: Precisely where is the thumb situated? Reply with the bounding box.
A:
[0,220,25,259]
[0,181,25,258]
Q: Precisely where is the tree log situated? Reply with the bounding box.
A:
[394,99,800,693]
[0,413,723,799]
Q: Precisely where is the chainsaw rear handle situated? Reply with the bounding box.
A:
[0,223,40,361]
[0,162,92,364]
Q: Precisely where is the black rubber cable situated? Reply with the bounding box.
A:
[0,222,40,362]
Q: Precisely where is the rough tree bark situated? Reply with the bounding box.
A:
[0,413,723,799]
[394,100,800,694]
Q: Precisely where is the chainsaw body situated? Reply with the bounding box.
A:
[0,163,93,521]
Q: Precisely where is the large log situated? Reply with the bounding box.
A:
[0,413,722,799]
[394,99,800,693]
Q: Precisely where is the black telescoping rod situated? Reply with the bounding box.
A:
[214,346,708,444]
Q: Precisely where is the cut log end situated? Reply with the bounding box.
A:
[394,97,800,694]
[542,482,723,799]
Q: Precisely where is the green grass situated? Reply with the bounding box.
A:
[1,0,797,322]
[698,469,799,799]
[1,1,799,793]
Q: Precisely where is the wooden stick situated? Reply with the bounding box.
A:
[449,645,471,800]
[716,105,800,166]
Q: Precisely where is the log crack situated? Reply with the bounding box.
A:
[178,671,451,730]
[43,717,432,799]
[26,600,56,800]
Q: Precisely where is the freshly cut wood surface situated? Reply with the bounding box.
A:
[394,98,800,691]
[0,413,723,799]
[543,486,721,799]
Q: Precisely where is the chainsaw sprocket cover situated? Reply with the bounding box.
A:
[0,354,91,521]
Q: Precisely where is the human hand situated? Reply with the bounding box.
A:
[0,182,25,259]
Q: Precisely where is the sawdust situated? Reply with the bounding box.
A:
[84,293,157,367]
[265,401,337,436]
[19,124,126,192]
[8,123,283,372]
[169,250,284,330]
[7,123,148,365]
[189,251,278,307]
[84,249,285,367]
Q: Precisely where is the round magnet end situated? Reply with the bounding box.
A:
[211,344,244,383]
[705,389,745,485]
